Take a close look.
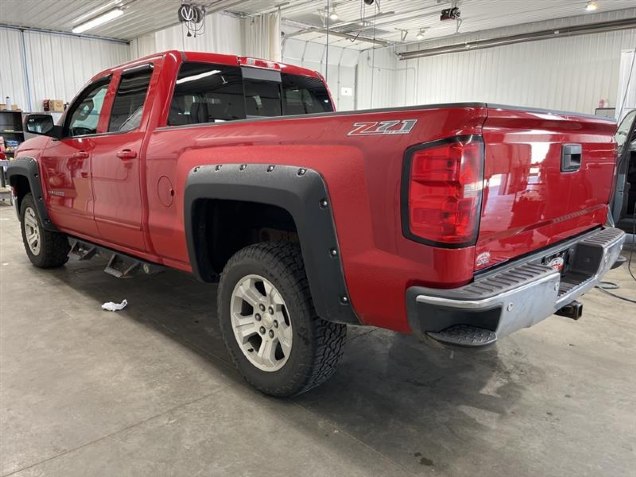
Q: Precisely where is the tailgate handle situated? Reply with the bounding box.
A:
[561,144,582,172]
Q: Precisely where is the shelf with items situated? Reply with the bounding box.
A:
[0,110,27,159]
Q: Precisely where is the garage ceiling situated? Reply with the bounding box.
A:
[0,0,634,47]
[243,0,636,49]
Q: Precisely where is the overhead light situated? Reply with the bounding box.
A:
[585,1,598,11]
[416,28,426,40]
[72,8,124,33]
[329,10,339,21]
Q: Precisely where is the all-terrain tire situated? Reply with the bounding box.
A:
[218,242,347,397]
[20,193,70,268]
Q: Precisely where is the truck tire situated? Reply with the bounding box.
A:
[218,242,347,397]
[20,193,70,268]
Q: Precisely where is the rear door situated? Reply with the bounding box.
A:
[91,65,153,253]
[612,110,636,230]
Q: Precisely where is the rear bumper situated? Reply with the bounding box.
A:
[406,227,625,346]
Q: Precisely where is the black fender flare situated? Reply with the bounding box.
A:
[6,157,58,231]
[184,164,359,325]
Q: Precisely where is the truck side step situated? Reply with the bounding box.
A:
[69,241,98,261]
[68,238,165,278]
[426,325,497,348]
[104,254,140,278]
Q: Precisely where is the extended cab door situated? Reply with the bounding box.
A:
[91,65,154,253]
[613,109,636,232]
[40,77,111,238]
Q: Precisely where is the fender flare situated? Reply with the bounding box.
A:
[6,157,58,231]
[184,164,359,325]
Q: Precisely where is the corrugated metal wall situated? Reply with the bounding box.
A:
[0,26,128,112]
[282,38,358,111]
[0,28,28,109]
[130,13,243,60]
[355,9,636,114]
[403,29,636,114]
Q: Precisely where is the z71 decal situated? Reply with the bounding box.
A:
[347,119,417,136]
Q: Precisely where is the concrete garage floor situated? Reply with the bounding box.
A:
[1,205,635,477]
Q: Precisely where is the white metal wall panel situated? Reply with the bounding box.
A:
[0,27,28,110]
[23,31,129,111]
[404,28,636,114]
[355,48,400,110]
[130,33,157,59]
[282,38,358,110]
[153,13,243,56]
[0,26,128,112]
[355,28,636,114]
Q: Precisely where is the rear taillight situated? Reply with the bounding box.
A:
[402,135,484,247]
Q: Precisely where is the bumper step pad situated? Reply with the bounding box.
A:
[427,325,497,348]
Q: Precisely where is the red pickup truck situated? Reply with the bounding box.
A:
[8,51,625,397]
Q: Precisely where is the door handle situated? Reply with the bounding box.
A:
[71,151,89,159]
[561,144,582,172]
[116,149,138,160]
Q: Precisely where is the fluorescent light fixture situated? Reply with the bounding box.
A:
[72,8,124,34]
[585,1,598,11]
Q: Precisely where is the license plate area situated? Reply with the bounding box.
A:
[540,248,571,275]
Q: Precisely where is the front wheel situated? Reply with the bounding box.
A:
[218,242,347,397]
[20,193,70,268]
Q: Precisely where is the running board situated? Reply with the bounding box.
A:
[426,325,497,348]
[68,238,165,278]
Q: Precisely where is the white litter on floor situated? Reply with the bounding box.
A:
[101,299,128,312]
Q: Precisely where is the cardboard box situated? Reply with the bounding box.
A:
[44,99,64,112]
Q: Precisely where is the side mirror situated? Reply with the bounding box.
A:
[24,114,62,139]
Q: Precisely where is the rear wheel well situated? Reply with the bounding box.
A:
[9,175,31,213]
[192,199,299,279]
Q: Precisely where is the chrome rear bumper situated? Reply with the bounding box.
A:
[406,227,625,346]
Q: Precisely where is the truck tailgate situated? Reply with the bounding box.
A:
[476,107,617,270]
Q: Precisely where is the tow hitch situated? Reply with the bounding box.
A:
[556,300,583,320]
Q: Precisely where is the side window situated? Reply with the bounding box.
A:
[108,68,153,132]
[282,74,333,115]
[169,62,245,126]
[66,79,110,137]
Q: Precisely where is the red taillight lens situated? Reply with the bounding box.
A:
[404,137,484,246]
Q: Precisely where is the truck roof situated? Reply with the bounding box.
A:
[91,50,324,83]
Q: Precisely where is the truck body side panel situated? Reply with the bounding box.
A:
[145,106,489,332]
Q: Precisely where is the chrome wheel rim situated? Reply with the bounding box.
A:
[230,274,293,372]
[24,207,41,255]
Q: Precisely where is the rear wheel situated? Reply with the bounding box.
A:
[20,193,70,268]
[218,242,347,397]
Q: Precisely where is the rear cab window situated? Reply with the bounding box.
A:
[168,61,333,126]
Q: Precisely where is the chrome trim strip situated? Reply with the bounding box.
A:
[415,272,559,309]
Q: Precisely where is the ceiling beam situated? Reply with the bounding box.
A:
[283,19,393,47]
[398,17,636,60]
